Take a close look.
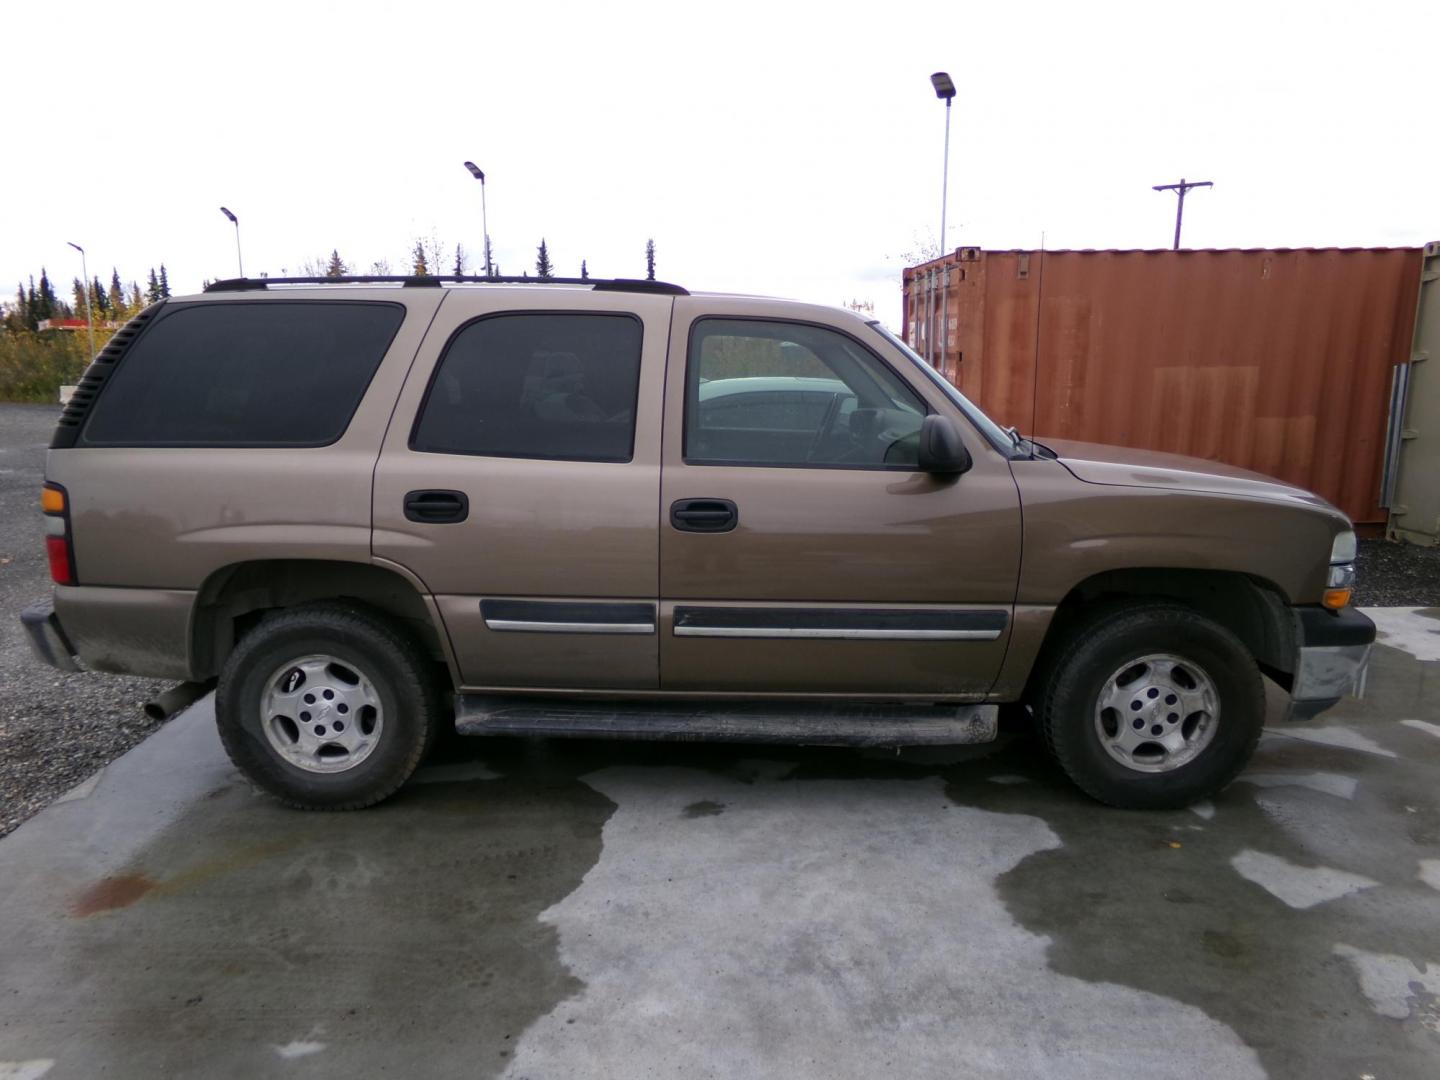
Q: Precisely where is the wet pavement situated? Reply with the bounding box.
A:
[0,610,1438,1079]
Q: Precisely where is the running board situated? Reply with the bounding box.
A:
[454,695,998,747]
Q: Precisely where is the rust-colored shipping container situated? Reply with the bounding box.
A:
[902,247,1424,525]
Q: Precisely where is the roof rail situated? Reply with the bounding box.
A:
[204,275,688,296]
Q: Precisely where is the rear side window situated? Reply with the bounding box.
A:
[82,301,404,447]
[412,313,643,462]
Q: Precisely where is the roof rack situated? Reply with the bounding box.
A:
[204,274,688,296]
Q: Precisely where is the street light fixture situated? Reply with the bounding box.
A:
[66,241,96,359]
[462,162,492,276]
[219,207,243,277]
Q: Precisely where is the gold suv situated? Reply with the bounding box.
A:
[21,274,1373,810]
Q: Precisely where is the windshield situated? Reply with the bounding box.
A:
[864,321,1020,456]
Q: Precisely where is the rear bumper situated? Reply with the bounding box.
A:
[19,601,81,673]
[1285,606,1375,721]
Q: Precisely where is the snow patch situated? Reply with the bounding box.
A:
[1237,771,1357,800]
[0,1063,55,1080]
[1333,944,1440,1030]
[504,769,1265,1079]
[1188,800,1216,820]
[1419,860,1440,893]
[273,1041,326,1059]
[1400,719,1440,740]
[1361,607,1440,663]
[1230,849,1377,909]
[1268,726,1396,758]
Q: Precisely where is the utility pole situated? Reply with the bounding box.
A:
[1152,178,1213,249]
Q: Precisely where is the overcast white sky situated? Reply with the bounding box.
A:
[2,0,1436,327]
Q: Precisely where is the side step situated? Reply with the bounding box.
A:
[454,695,998,747]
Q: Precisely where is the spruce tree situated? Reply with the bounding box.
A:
[108,269,124,312]
[158,265,171,298]
[536,239,553,278]
[411,241,429,276]
[453,243,466,277]
[325,249,347,277]
[72,278,87,316]
[146,269,161,303]
[92,276,109,315]
[36,270,57,319]
[581,259,589,280]
[645,238,656,281]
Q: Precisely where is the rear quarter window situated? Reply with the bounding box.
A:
[81,301,405,447]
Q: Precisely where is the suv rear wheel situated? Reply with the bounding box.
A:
[1036,602,1265,809]
[216,603,442,809]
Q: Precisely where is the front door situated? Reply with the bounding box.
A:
[373,289,671,691]
[658,297,1022,698]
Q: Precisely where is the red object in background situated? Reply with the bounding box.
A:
[902,247,1425,526]
[46,535,74,585]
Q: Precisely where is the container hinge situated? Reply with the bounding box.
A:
[1401,428,1419,440]
[1412,350,1430,363]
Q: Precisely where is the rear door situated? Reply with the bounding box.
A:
[658,296,1023,698]
[373,288,670,690]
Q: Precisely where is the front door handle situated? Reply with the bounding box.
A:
[670,498,738,533]
[404,489,469,524]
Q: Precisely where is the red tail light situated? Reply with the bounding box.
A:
[41,482,77,585]
[46,535,75,585]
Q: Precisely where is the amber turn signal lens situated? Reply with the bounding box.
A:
[1322,587,1352,610]
[41,486,66,513]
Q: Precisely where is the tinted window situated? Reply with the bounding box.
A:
[687,319,925,468]
[413,313,642,463]
[83,301,404,447]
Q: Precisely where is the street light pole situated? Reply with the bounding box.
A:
[463,162,491,276]
[219,207,244,277]
[66,242,95,359]
[930,72,956,371]
[931,72,956,255]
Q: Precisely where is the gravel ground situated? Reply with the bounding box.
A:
[1353,536,1440,606]
[0,404,167,838]
[0,398,1435,837]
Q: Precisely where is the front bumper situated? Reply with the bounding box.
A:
[1285,606,1375,721]
[19,601,81,673]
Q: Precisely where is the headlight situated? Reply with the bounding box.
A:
[1330,529,1357,565]
[1324,529,1357,609]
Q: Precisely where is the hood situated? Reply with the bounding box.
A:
[1041,438,1339,512]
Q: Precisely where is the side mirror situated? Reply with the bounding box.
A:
[917,414,973,475]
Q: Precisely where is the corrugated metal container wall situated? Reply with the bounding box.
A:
[901,248,1424,525]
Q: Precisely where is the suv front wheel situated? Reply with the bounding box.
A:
[1036,602,1265,809]
[216,603,442,809]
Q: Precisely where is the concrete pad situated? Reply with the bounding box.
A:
[0,620,1438,1079]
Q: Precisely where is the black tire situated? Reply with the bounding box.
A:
[216,603,443,810]
[1035,602,1264,809]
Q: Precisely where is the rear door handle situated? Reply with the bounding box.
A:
[404,489,469,524]
[670,498,738,533]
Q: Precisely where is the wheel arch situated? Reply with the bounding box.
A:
[189,558,456,683]
[1024,567,1297,702]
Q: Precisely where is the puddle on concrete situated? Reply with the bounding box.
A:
[38,747,617,1079]
[957,640,1440,1080]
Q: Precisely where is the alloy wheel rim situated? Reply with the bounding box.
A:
[260,654,384,774]
[1093,652,1219,773]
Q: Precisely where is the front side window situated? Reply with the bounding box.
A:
[686,319,925,468]
[412,313,643,462]
[82,301,404,447]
